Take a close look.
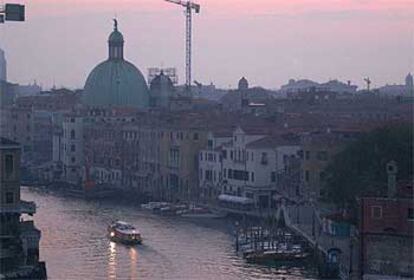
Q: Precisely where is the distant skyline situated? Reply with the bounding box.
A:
[1,0,413,90]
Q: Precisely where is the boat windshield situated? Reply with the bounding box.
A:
[114,222,135,230]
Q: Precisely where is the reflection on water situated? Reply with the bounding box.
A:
[129,246,138,279]
[22,187,318,280]
[108,242,116,280]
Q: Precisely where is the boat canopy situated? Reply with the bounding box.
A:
[218,194,254,205]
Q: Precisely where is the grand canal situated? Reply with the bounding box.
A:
[22,187,318,280]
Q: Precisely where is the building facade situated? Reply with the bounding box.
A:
[0,138,46,279]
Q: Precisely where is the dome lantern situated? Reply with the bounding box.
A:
[108,19,124,60]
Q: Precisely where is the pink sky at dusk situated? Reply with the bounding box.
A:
[1,0,413,89]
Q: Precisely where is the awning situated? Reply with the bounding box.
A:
[218,194,254,204]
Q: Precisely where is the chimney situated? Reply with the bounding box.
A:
[386,160,398,197]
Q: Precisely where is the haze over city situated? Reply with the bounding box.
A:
[1,0,413,89]
[0,1,413,280]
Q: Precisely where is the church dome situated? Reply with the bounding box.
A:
[150,71,174,92]
[149,71,175,108]
[82,19,149,109]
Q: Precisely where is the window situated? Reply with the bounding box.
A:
[223,168,227,178]
[205,170,213,181]
[5,155,14,178]
[169,148,180,167]
[251,172,255,182]
[261,152,268,165]
[5,192,14,204]
[228,169,233,179]
[408,208,414,220]
[207,139,213,149]
[70,129,75,139]
[305,170,310,182]
[71,145,76,152]
[371,206,383,219]
[193,133,199,140]
[232,170,249,181]
[271,172,276,182]
[305,151,310,160]
[208,153,213,162]
[222,150,227,159]
[230,150,234,160]
[320,171,326,181]
[317,151,328,161]
[199,153,203,161]
[71,157,76,163]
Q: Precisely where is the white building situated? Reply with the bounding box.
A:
[199,130,232,200]
[61,114,84,185]
[199,127,300,209]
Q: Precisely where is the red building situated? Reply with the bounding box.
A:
[359,177,413,279]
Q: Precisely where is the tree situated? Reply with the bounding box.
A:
[324,123,413,207]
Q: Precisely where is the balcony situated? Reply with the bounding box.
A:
[20,201,36,215]
[0,201,36,215]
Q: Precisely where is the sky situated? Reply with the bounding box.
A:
[0,0,413,90]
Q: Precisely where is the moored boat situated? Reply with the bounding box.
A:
[180,208,227,219]
[108,221,142,244]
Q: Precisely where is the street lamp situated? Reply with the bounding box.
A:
[0,3,25,23]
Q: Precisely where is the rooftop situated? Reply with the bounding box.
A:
[246,134,299,149]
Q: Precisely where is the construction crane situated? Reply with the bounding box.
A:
[164,0,200,93]
[364,77,371,91]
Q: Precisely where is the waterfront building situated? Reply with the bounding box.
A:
[199,126,300,209]
[0,138,46,279]
[198,129,233,202]
[82,20,149,109]
[61,114,84,185]
[359,162,413,279]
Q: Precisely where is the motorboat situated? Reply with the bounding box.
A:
[108,221,142,244]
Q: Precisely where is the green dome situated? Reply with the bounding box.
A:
[83,59,149,108]
[82,19,149,109]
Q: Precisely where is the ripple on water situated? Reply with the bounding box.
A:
[22,188,318,280]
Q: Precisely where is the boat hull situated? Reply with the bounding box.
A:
[109,234,142,245]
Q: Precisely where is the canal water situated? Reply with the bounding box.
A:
[22,187,318,280]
